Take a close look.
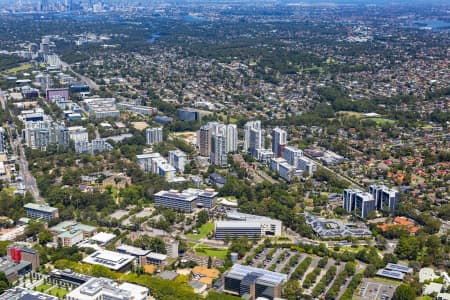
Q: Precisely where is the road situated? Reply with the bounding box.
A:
[60,60,99,90]
[0,88,43,202]
[18,142,43,202]
[305,154,364,190]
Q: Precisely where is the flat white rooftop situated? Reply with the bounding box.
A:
[82,250,134,271]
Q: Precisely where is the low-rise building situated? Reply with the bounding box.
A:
[223,264,287,299]
[65,277,148,300]
[48,269,91,287]
[0,287,58,300]
[24,203,59,221]
[305,213,372,239]
[50,221,97,247]
[82,250,134,272]
[116,244,149,267]
[154,190,197,213]
[83,98,120,119]
[7,244,40,270]
[168,149,188,173]
[214,212,282,240]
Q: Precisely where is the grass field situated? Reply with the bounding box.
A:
[186,222,214,240]
[36,284,52,292]
[337,111,364,118]
[48,287,69,297]
[3,64,32,74]
[194,244,228,259]
[369,118,396,125]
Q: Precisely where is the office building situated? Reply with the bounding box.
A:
[7,244,40,270]
[271,127,287,157]
[83,98,120,119]
[82,250,134,272]
[343,189,376,218]
[178,108,201,121]
[305,213,372,239]
[343,189,361,213]
[49,221,97,247]
[369,184,399,213]
[355,192,376,218]
[154,190,197,213]
[46,88,69,102]
[145,127,163,145]
[66,277,149,300]
[196,189,219,208]
[49,269,91,287]
[345,185,399,218]
[215,212,282,240]
[116,244,150,267]
[158,163,176,181]
[146,252,167,269]
[24,203,59,221]
[0,257,32,282]
[117,102,157,116]
[168,149,188,173]
[0,127,6,153]
[215,221,262,240]
[223,264,287,300]
[69,82,90,94]
[0,287,58,300]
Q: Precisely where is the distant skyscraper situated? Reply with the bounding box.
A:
[271,127,287,157]
[39,0,49,11]
[145,127,163,145]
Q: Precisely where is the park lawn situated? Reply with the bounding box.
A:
[36,283,52,292]
[186,222,214,240]
[48,287,69,297]
[3,63,32,74]
[195,245,228,259]
[369,118,396,125]
[337,111,364,118]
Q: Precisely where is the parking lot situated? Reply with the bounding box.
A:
[355,279,398,300]
[248,247,302,277]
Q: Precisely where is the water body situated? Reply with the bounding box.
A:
[408,19,450,32]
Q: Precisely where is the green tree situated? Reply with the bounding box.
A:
[283,279,303,300]
[38,230,53,245]
[196,210,209,227]
[393,284,416,300]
